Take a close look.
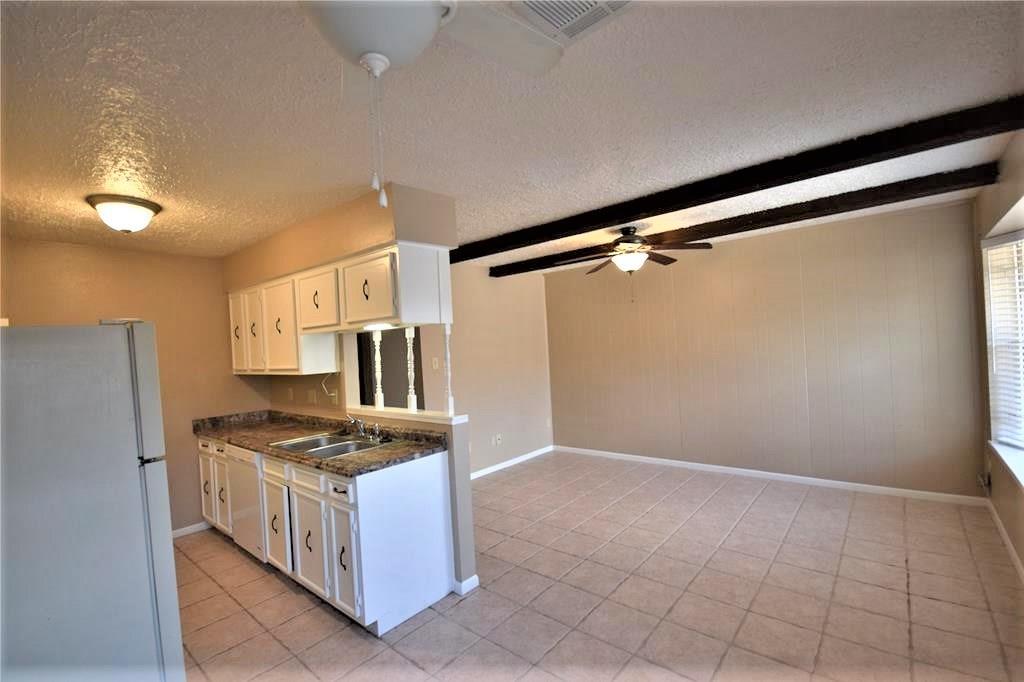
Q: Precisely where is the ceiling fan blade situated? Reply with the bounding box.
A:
[649,240,714,250]
[440,3,564,76]
[646,252,677,266]
[586,259,612,275]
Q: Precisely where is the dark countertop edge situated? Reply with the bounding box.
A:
[190,410,448,478]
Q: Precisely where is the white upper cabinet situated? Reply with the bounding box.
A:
[343,253,397,324]
[229,277,339,376]
[243,290,265,371]
[298,268,341,330]
[263,280,299,371]
[340,244,452,329]
[226,241,451,374]
[228,293,247,372]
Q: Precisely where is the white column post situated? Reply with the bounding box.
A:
[406,326,418,411]
[444,323,455,416]
[372,329,384,409]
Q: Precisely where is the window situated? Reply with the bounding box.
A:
[984,233,1024,448]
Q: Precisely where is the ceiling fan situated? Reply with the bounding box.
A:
[576,227,712,275]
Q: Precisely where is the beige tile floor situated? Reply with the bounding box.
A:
[176,451,1024,681]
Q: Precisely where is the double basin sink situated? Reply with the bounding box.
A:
[269,432,381,460]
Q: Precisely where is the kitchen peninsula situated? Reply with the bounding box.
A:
[193,410,455,635]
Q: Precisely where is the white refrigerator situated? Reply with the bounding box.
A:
[1,321,185,682]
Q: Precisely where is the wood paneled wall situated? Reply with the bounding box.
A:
[545,202,984,495]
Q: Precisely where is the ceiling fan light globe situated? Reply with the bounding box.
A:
[611,251,648,273]
[304,1,445,69]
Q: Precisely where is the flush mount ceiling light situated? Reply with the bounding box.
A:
[85,194,162,233]
[610,251,649,273]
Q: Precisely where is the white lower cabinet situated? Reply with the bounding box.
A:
[262,477,292,573]
[213,456,231,534]
[329,503,361,619]
[199,438,454,636]
[198,450,215,527]
[290,487,329,598]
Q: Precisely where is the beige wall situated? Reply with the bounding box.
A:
[546,202,984,495]
[448,263,553,472]
[1,237,271,528]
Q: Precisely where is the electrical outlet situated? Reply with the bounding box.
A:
[495,433,503,446]
[306,389,317,404]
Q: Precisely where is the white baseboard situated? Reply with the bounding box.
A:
[172,521,211,538]
[471,445,554,480]
[556,445,988,507]
[987,500,1024,586]
[453,574,479,595]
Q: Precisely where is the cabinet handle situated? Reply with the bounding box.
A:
[275,317,282,334]
[339,546,347,571]
[313,290,320,309]
[250,322,256,337]
[233,325,240,340]
[218,487,225,503]
[271,513,278,534]
[203,481,210,495]
[362,279,369,300]
[332,486,346,496]
[305,530,312,552]
[216,447,224,453]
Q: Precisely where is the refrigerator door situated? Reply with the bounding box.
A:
[1,325,180,681]
[140,460,185,682]
[106,320,166,463]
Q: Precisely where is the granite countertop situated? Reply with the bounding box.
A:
[192,410,447,478]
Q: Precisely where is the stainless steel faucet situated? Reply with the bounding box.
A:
[346,415,366,437]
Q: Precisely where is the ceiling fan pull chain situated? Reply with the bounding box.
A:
[375,73,388,208]
[367,68,380,192]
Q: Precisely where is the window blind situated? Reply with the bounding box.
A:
[985,236,1024,448]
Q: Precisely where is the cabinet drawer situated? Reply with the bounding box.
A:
[290,465,326,494]
[198,438,213,453]
[225,444,260,465]
[343,253,397,324]
[263,457,288,481]
[326,478,355,506]
[298,269,340,329]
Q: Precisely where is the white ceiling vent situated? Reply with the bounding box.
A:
[513,1,630,45]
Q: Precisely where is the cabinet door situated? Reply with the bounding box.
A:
[290,488,329,597]
[213,457,232,534]
[329,504,361,618]
[199,453,215,526]
[262,477,292,573]
[243,290,265,370]
[343,253,397,324]
[228,293,247,371]
[298,269,340,330]
[263,280,298,370]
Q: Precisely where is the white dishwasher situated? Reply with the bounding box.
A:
[226,445,267,562]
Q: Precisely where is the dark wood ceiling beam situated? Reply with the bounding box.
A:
[455,94,1023,264]
[489,163,998,277]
